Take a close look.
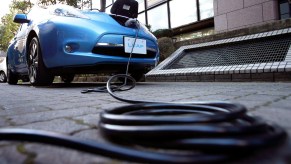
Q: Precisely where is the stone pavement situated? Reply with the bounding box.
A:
[0,82,290,164]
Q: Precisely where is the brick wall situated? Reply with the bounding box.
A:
[214,0,279,33]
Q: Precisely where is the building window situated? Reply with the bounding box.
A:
[138,12,146,24]
[105,5,112,13]
[147,0,165,8]
[279,0,291,19]
[199,0,214,20]
[100,0,214,40]
[170,0,197,28]
[106,0,114,7]
[147,0,214,31]
[147,3,169,31]
[137,0,145,12]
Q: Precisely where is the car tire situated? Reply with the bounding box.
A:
[28,37,54,86]
[0,71,7,83]
[61,74,75,83]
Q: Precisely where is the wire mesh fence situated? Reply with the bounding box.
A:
[167,35,291,69]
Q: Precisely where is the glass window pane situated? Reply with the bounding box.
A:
[105,5,112,13]
[137,0,145,12]
[280,2,290,14]
[138,12,146,24]
[199,0,214,20]
[106,0,113,7]
[170,0,197,28]
[147,0,164,8]
[281,13,290,19]
[147,3,168,31]
[92,0,101,10]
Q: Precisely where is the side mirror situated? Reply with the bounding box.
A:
[13,14,30,24]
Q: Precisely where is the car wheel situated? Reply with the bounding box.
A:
[61,74,75,83]
[6,58,18,85]
[28,37,54,86]
[0,71,7,83]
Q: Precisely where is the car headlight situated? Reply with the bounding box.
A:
[49,4,89,19]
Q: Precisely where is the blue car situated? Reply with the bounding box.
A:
[6,3,159,85]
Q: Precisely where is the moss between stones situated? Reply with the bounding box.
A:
[17,144,36,164]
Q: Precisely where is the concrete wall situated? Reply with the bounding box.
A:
[214,0,279,33]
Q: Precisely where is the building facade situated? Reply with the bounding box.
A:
[214,0,279,33]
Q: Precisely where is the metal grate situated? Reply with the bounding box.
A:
[167,35,291,69]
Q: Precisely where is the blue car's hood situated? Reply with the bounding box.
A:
[82,11,157,41]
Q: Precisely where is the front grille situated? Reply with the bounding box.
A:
[92,46,157,58]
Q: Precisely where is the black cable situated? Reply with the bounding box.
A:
[0,19,288,164]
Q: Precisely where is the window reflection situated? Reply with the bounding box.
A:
[147,0,164,7]
[136,0,145,12]
[138,12,146,24]
[101,0,215,39]
[147,3,168,31]
[199,0,214,20]
[170,0,197,28]
[91,0,101,10]
[105,5,112,13]
[106,0,113,7]
[279,0,291,19]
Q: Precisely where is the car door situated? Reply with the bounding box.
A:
[13,23,29,74]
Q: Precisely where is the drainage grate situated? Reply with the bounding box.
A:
[166,35,291,69]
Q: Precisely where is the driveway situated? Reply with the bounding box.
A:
[0,82,290,164]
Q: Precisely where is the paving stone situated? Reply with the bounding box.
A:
[251,107,291,129]
[25,143,114,164]
[6,107,99,125]
[0,145,27,164]
[0,117,10,127]
[0,106,52,117]
[17,118,89,134]
[73,114,100,127]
